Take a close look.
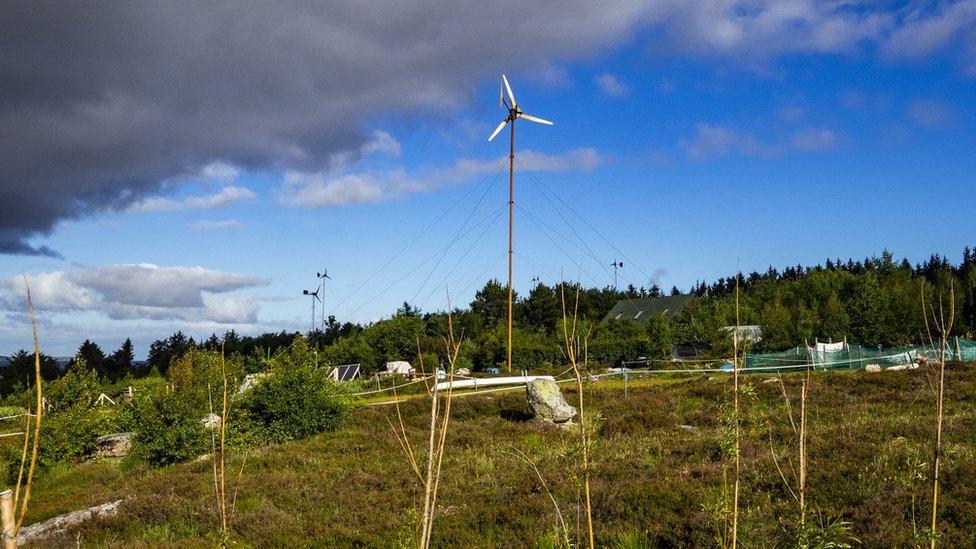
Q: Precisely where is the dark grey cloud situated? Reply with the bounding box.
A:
[0,2,650,256]
[1,1,970,256]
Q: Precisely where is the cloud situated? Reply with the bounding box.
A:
[882,1,976,60]
[907,99,954,128]
[777,106,805,123]
[792,128,837,152]
[281,148,605,208]
[596,73,630,97]
[127,186,255,213]
[199,162,240,182]
[2,2,973,255]
[0,3,649,256]
[2,264,269,324]
[682,124,776,159]
[188,219,242,231]
[360,130,401,157]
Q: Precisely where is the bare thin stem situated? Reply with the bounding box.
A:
[15,277,44,532]
[560,278,594,549]
[731,268,741,548]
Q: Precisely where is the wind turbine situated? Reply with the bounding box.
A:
[610,260,623,290]
[316,269,331,330]
[488,74,553,372]
[303,285,322,333]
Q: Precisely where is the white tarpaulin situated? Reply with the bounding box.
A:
[809,341,847,364]
[382,361,413,374]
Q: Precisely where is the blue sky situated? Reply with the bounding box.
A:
[1,2,974,357]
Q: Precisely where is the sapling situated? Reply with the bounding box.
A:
[920,280,954,548]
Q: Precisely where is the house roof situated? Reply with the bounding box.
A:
[602,294,695,324]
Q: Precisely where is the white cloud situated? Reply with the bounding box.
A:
[792,128,837,152]
[777,106,805,123]
[682,123,776,159]
[199,161,240,182]
[188,219,243,231]
[907,99,954,128]
[882,1,976,60]
[359,130,401,157]
[596,73,630,97]
[280,148,606,208]
[127,186,256,213]
[645,1,892,59]
[3,264,269,324]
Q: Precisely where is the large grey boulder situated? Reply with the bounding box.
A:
[94,432,133,458]
[526,379,577,423]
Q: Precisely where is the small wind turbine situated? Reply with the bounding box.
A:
[316,269,331,330]
[488,74,553,372]
[610,260,623,289]
[302,285,322,333]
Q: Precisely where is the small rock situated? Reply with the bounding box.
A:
[526,379,577,424]
[679,424,696,432]
[201,413,222,430]
[865,364,882,373]
[762,377,780,384]
[94,432,133,458]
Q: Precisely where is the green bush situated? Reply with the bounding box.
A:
[239,339,355,443]
[130,386,209,466]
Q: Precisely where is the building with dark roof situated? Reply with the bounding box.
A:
[602,294,695,324]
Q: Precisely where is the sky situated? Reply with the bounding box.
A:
[1,1,974,358]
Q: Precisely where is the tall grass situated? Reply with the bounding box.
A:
[389,301,461,549]
[559,279,594,549]
[13,278,44,536]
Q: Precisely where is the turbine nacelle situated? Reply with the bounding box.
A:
[488,74,553,142]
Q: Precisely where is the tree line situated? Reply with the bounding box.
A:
[3,247,973,393]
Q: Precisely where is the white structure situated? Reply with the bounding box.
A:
[379,361,415,376]
[433,375,554,392]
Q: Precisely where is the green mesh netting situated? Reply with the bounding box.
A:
[743,339,975,372]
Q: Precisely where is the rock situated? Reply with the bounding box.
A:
[865,364,882,373]
[525,379,577,424]
[94,432,133,458]
[679,424,696,432]
[201,413,222,430]
[762,377,780,384]
[18,500,123,544]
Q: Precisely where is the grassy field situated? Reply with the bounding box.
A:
[16,363,976,547]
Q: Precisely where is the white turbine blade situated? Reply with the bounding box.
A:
[518,112,553,126]
[488,118,509,141]
[499,80,504,108]
[502,74,516,108]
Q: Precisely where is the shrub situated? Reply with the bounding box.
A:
[3,362,118,478]
[46,361,100,411]
[130,386,209,466]
[239,338,355,443]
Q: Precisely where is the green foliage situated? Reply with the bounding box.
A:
[129,349,240,466]
[238,339,355,443]
[130,385,209,466]
[797,515,859,548]
[3,360,117,478]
